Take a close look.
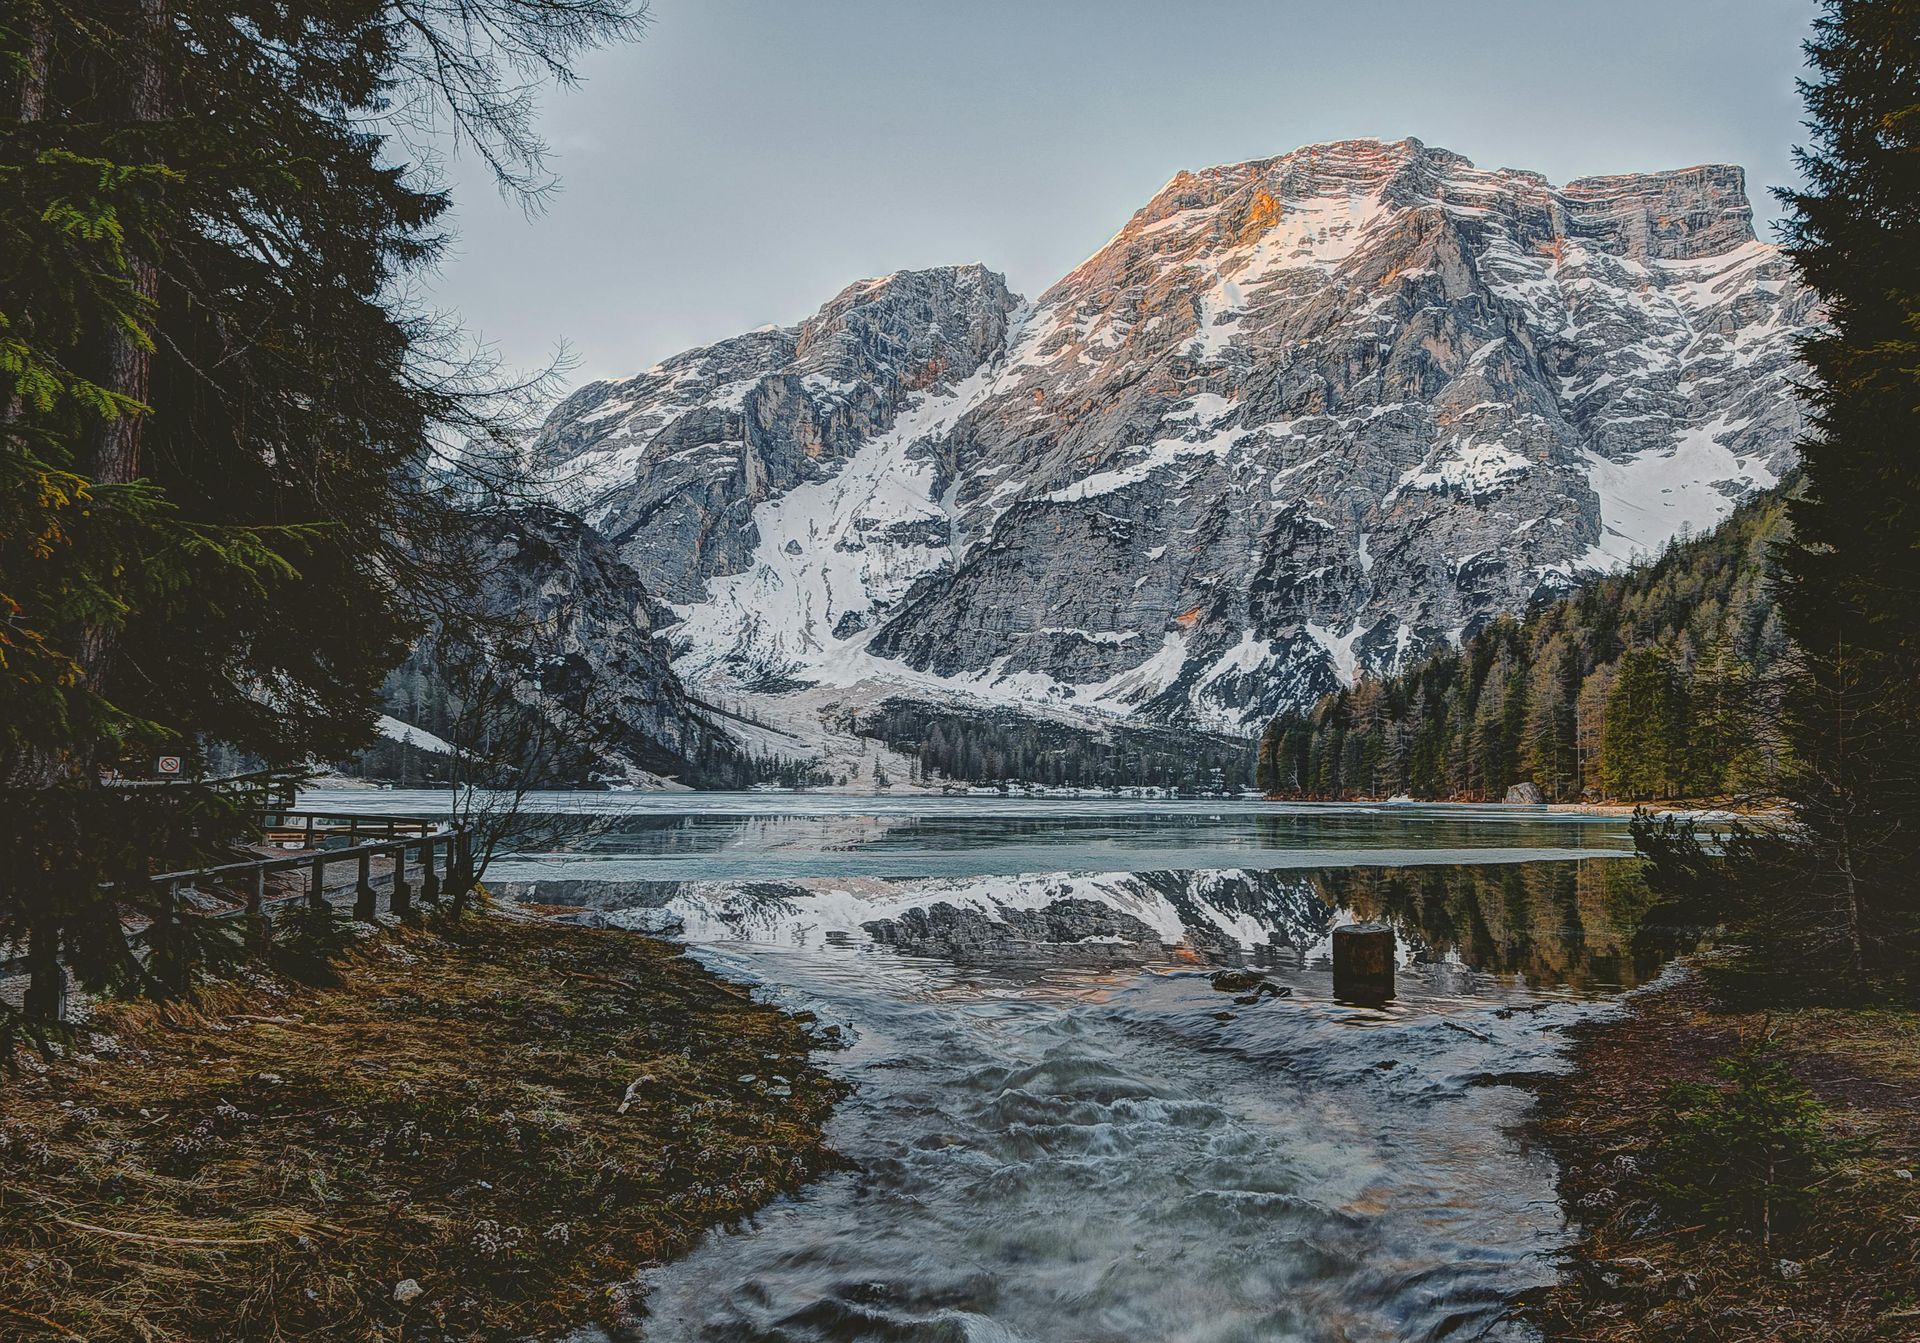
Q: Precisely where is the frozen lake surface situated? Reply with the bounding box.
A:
[308,790,1634,883]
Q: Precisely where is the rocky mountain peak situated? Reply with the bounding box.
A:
[793,264,1020,392]
[538,138,1817,736]
[1558,162,1756,261]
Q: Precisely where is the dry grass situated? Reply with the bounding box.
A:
[1531,974,1920,1341]
[0,914,846,1341]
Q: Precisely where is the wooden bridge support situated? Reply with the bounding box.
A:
[420,838,441,905]
[448,828,475,917]
[391,845,411,917]
[21,920,66,1024]
[354,850,378,922]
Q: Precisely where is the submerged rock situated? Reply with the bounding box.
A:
[576,907,686,937]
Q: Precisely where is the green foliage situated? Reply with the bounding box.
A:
[1260,486,1794,800]
[1635,0,1920,1005]
[0,0,645,1030]
[1651,1039,1864,1243]
[1600,648,1687,801]
[1759,0,1920,994]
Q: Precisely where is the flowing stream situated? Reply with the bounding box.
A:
[315,793,1669,1342]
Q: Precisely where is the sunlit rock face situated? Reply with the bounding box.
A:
[539,138,1815,732]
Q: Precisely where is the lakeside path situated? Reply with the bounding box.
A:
[0,912,845,1342]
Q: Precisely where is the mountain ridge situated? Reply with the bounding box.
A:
[537,136,1816,737]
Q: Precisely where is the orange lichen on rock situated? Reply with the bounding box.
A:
[906,355,947,391]
[1240,187,1283,238]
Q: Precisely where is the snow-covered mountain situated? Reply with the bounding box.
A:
[537,137,1815,734]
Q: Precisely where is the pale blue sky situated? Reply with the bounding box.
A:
[424,0,1819,385]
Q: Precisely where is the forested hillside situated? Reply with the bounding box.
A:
[856,699,1258,793]
[341,507,826,790]
[1258,485,1796,802]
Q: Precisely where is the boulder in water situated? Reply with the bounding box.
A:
[1505,781,1546,805]
[578,907,686,937]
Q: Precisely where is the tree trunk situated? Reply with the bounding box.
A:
[89,0,168,488]
[70,0,168,711]
[19,1,171,1015]
[21,919,66,1024]
[16,14,48,120]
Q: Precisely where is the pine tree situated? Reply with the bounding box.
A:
[1601,648,1685,801]
[0,0,645,1032]
[1766,0,1920,990]
[1521,636,1579,800]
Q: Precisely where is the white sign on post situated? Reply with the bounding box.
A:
[156,756,182,776]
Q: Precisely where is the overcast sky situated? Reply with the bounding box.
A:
[422,0,1819,387]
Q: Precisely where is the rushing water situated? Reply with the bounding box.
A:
[310,792,1668,1342]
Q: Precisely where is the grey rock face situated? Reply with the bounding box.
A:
[540,139,1815,730]
[537,266,1019,610]
[465,505,731,781]
[862,896,1165,964]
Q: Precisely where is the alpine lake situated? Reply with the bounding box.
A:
[312,790,1679,1343]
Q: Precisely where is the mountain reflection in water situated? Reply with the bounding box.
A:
[306,792,1688,1340]
[532,859,1667,999]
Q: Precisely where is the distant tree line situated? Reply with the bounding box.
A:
[344,658,830,791]
[858,699,1257,793]
[1258,485,1795,803]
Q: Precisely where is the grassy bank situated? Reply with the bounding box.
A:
[1531,973,1920,1341]
[0,914,846,1341]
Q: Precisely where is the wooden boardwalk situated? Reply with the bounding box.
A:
[2,772,474,1013]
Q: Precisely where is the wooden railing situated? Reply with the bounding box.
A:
[1,784,475,986]
[168,806,474,927]
[103,766,300,811]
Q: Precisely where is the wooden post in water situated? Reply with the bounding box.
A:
[1332,923,1395,1004]
[353,849,377,921]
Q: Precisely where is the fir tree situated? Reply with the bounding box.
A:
[1601,648,1686,801]
[0,0,646,1033]
[1767,0,1920,990]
